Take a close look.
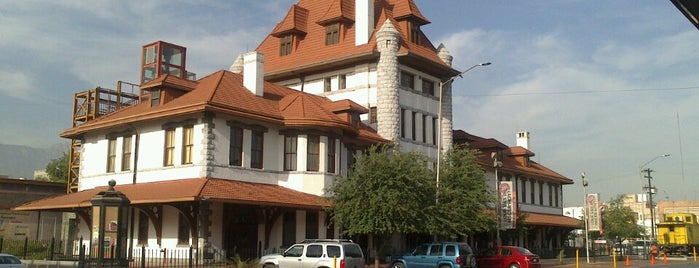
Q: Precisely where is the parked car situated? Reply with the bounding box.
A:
[390,242,476,268]
[476,246,540,268]
[260,239,364,268]
[0,254,26,268]
[632,240,654,255]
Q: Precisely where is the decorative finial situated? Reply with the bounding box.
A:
[108,179,116,192]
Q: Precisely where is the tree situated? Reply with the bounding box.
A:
[328,144,435,267]
[40,152,68,183]
[431,145,495,237]
[327,144,494,267]
[601,195,645,241]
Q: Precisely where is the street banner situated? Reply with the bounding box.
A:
[499,181,517,229]
[587,193,601,231]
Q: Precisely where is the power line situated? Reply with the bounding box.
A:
[464,86,699,97]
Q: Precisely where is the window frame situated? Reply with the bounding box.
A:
[229,127,243,166]
[250,130,264,169]
[307,135,320,172]
[325,23,340,45]
[280,35,293,56]
[326,138,336,173]
[284,135,298,171]
[422,79,435,96]
[137,210,149,245]
[182,126,194,165]
[400,71,415,90]
[121,135,132,171]
[177,213,190,245]
[107,138,117,173]
[163,128,176,166]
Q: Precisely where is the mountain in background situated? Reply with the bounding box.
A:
[0,143,67,179]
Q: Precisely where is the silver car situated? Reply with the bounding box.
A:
[0,254,26,268]
[261,239,365,268]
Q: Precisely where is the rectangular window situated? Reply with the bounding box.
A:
[307,135,320,171]
[521,179,527,203]
[164,128,175,166]
[324,77,332,92]
[339,74,347,89]
[150,89,161,107]
[554,184,559,207]
[327,138,336,173]
[137,211,148,245]
[284,135,297,171]
[369,107,377,123]
[107,138,117,172]
[409,21,420,44]
[400,71,415,89]
[422,79,435,96]
[548,183,553,206]
[530,180,535,204]
[539,181,544,205]
[280,35,293,56]
[422,115,427,143]
[411,111,417,140]
[306,211,318,239]
[182,126,194,164]
[177,214,190,245]
[282,211,296,248]
[121,136,132,171]
[251,130,264,169]
[400,109,406,138]
[229,127,243,166]
[325,23,340,45]
[432,117,438,145]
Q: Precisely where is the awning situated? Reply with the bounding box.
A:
[524,212,581,228]
[13,178,329,211]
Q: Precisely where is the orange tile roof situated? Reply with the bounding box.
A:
[525,212,581,228]
[257,0,457,80]
[13,178,329,211]
[61,71,385,144]
[454,130,573,184]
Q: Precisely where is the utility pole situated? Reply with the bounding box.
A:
[644,168,656,240]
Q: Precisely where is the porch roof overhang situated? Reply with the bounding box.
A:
[524,212,581,228]
[13,178,329,211]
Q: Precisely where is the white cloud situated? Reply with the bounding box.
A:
[0,68,37,101]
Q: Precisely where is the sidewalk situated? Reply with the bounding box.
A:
[540,255,695,267]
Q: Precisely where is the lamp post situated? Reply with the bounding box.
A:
[492,152,503,247]
[435,62,491,203]
[638,154,669,258]
[581,172,590,264]
[91,179,130,268]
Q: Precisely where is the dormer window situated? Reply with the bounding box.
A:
[350,112,360,127]
[325,23,340,45]
[150,90,161,107]
[280,35,293,56]
[409,21,420,44]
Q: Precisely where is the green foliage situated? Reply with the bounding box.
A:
[228,254,259,268]
[42,152,68,183]
[601,194,645,240]
[328,144,436,236]
[431,146,494,237]
[327,144,494,238]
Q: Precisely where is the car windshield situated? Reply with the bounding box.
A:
[515,247,534,255]
[0,255,21,264]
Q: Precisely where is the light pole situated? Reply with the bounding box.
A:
[638,154,669,257]
[435,62,491,203]
[582,172,590,264]
[492,152,503,246]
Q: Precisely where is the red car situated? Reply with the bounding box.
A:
[476,246,541,268]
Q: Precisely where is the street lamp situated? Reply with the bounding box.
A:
[638,154,669,258]
[435,62,491,203]
[581,172,590,264]
[492,152,503,247]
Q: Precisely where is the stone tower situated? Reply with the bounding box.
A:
[437,44,454,152]
[375,20,401,141]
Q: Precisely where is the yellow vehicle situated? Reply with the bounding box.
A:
[656,213,699,255]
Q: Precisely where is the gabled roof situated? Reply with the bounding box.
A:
[60,71,385,144]
[271,4,309,36]
[13,178,329,211]
[454,130,572,184]
[256,0,457,80]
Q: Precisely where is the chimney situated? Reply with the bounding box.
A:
[355,0,374,45]
[516,131,530,150]
[243,51,264,96]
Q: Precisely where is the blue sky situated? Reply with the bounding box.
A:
[1,1,697,206]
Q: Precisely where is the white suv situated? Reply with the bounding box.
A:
[260,239,365,268]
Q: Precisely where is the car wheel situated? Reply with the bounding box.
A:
[508,264,519,268]
[467,255,477,268]
[392,262,406,268]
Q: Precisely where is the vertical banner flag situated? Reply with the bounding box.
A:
[499,181,517,229]
[587,193,601,231]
